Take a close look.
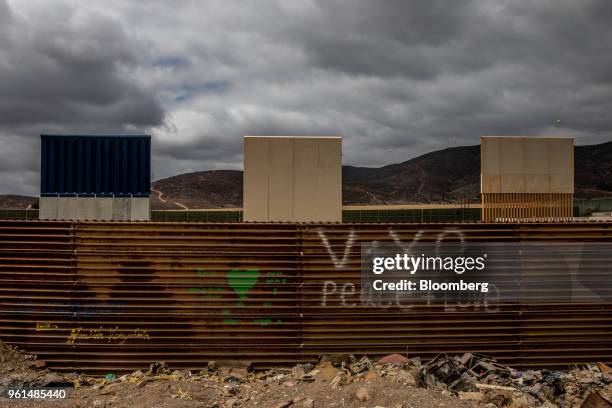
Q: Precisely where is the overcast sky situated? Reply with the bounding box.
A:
[1,0,612,195]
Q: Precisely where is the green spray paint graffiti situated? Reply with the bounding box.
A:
[227,269,260,299]
[190,268,286,326]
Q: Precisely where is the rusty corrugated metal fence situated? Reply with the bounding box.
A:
[1,220,611,373]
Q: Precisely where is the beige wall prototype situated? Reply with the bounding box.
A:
[480,136,574,222]
[243,136,342,222]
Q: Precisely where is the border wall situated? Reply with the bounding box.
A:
[481,137,574,222]
[1,220,610,373]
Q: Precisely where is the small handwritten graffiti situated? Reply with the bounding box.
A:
[253,318,283,326]
[66,327,151,345]
[187,287,224,299]
[35,322,58,331]
[265,271,286,295]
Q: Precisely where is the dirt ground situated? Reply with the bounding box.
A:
[0,376,481,408]
[0,373,482,408]
[1,341,610,408]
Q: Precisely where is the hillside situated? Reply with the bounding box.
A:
[151,170,242,209]
[4,141,612,210]
[148,141,612,209]
[0,195,38,210]
[342,145,481,205]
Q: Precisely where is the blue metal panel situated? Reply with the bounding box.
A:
[94,140,102,195]
[130,142,137,195]
[85,139,92,194]
[57,140,65,194]
[47,139,55,194]
[102,140,110,195]
[138,140,148,196]
[76,139,83,194]
[66,140,74,194]
[113,139,120,196]
[121,140,128,196]
[40,135,151,197]
[146,141,151,195]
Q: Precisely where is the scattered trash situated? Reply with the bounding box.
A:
[410,353,612,407]
[1,341,611,408]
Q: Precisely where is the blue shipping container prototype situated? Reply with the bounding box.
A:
[40,135,151,197]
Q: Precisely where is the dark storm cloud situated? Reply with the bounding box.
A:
[0,0,164,194]
[0,5,163,128]
[1,0,612,195]
[278,0,612,159]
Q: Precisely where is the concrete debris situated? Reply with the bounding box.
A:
[33,359,47,369]
[364,371,379,382]
[458,391,485,401]
[315,361,342,381]
[393,370,416,386]
[330,373,346,389]
[355,386,370,401]
[302,398,315,408]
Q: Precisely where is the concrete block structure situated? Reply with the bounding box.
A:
[481,136,574,222]
[243,136,342,222]
[40,196,149,221]
[39,135,151,221]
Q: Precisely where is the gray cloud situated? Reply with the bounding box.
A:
[0,4,163,128]
[1,0,612,196]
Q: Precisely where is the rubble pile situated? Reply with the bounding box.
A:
[87,353,609,407]
[411,353,612,408]
[0,340,73,392]
[0,340,39,375]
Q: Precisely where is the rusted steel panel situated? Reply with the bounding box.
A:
[300,223,612,368]
[0,220,611,373]
[1,221,301,372]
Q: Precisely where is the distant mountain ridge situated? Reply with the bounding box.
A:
[0,195,37,210]
[3,141,612,209]
[148,141,612,209]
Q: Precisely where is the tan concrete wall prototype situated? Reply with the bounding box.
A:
[39,197,150,221]
[243,136,342,222]
[481,137,574,194]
